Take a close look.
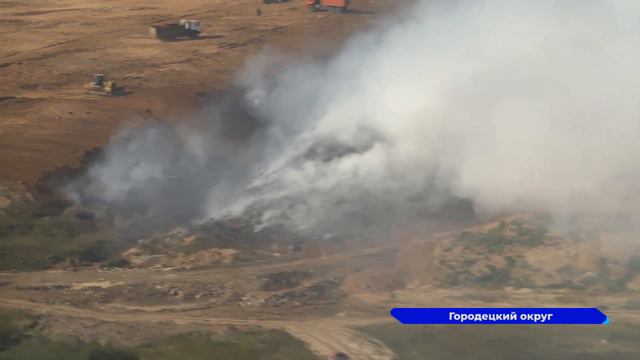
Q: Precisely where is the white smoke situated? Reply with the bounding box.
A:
[70,0,640,233]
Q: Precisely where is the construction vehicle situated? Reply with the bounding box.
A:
[150,20,201,40]
[307,0,350,13]
[84,74,124,96]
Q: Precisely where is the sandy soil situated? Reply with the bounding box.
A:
[3,2,639,359]
[0,3,402,356]
[0,240,403,359]
[0,0,395,185]
[0,2,406,357]
[1,228,639,359]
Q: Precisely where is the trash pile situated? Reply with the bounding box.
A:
[261,271,312,291]
[264,279,345,307]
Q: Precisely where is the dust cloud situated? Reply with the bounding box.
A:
[66,0,640,234]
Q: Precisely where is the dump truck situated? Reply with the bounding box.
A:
[84,74,124,96]
[150,20,201,40]
[307,0,350,12]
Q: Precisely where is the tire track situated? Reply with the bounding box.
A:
[0,298,395,359]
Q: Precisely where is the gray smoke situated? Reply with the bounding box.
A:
[67,0,640,234]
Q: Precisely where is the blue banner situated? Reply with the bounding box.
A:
[390,308,608,325]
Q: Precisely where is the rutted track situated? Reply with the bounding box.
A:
[0,243,401,359]
[0,298,394,360]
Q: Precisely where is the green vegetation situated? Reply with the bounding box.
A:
[0,338,139,360]
[475,265,511,286]
[0,331,317,360]
[598,255,640,292]
[362,322,640,360]
[618,256,640,288]
[88,348,140,360]
[136,330,318,360]
[438,220,552,287]
[0,201,124,271]
[0,310,133,360]
[456,220,547,252]
[0,310,318,360]
[0,310,38,352]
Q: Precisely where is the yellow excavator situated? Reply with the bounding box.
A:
[85,74,124,96]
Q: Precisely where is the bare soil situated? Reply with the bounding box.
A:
[2,2,640,360]
[0,2,406,358]
[1,222,640,359]
[0,0,393,186]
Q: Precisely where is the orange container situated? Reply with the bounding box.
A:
[306,0,349,9]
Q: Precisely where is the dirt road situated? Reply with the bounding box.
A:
[0,240,401,360]
[0,297,394,360]
[2,227,640,359]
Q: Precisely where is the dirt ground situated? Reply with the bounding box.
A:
[2,218,640,359]
[0,1,407,358]
[0,241,401,359]
[2,2,640,360]
[1,229,639,359]
[0,0,397,186]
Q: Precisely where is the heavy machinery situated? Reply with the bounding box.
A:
[84,74,124,96]
[150,20,201,40]
[307,0,350,12]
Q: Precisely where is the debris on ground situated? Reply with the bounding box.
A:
[261,271,312,291]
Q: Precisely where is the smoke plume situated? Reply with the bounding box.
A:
[67,0,640,234]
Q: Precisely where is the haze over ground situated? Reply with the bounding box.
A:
[70,0,640,234]
[2,1,640,359]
